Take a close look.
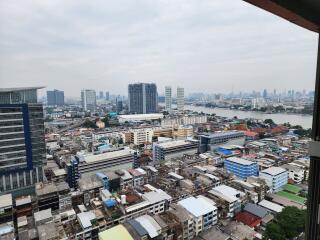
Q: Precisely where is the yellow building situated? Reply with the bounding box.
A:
[99,224,134,240]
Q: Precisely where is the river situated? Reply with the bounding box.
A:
[178,105,313,129]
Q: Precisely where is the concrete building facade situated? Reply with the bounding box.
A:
[81,89,96,112]
[0,87,46,195]
[128,83,158,114]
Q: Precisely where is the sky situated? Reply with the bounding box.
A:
[0,0,318,98]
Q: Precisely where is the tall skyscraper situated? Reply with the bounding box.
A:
[105,91,110,101]
[99,91,104,99]
[0,87,46,195]
[46,89,64,106]
[81,89,96,112]
[177,87,184,111]
[128,83,158,114]
[263,89,268,99]
[116,98,123,113]
[165,86,172,112]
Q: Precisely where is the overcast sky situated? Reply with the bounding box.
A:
[0,0,318,97]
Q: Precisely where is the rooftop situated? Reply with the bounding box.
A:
[258,200,283,213]
[235,212,261,228]
[226,157,256,166]
[37,222,59,240]
[34,209,52,223]
[119,114,164,119]
[178,196,216,218]
[276,191,306,204]
[99,224,134,240]
[0,87,44,93]
[127,219,148,237]
[35,183,58,196]
[0,194,12,209]
[135,215,161,238]
[142,189,172,204]
[261,166,287,176]
[15,195,32,207]
[77,211,96,229]
[283,184,302,194]
[213,185,244,199]
[79,149,133,163]
[156,140,196,149]
[202,131,244,138]
[169,204,193,222]
[196,227,229,240]
[244,203,269,219]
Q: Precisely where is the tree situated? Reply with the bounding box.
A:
[263,222,286,240]
[101,116,110,127]
[263,207,306,240]
[82,119,97,129]
[277,206,306,238]
[264,119,275,125]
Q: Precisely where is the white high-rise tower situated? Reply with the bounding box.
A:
[177,87,184,111]
[165,86,172,112]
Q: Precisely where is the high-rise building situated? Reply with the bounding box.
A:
[263,89,268,99]
[116,97,123,113]
[46,89,64,106]
[81,89,96,112]
[177,87,184,111]
[99,91,104,99]
[105,91,110,101]
[165,86,172,112]
[0,87,46,195]
[128,83,158,114]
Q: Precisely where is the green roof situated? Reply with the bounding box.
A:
[277,191,306,204]
[283,184,302,194]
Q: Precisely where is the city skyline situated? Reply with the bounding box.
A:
[0,0,318,97]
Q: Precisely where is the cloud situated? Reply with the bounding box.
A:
[0,0,318,97]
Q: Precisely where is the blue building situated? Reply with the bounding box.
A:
[260,167,288,193]
[224,157,258,180]
[0,87,46,195]
[47,89,64,106]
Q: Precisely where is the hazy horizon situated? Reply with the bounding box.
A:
[0,0,318,98]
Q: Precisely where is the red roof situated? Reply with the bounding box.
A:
[243,131,258,137]
[252,128,267,134]
[235,212,261,228]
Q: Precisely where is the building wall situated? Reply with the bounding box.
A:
[260,171,288,193]
[47,90,64,106]
[165,86,172,111]
[161,115,207,127]
[177,87,184,111]
[81,89,96,112]
[224,160,258,180]
[128,83,158,114]
[153,142,199,162]
[0,103,46,195]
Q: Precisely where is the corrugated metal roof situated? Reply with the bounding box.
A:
[244,203,269,218]
[178,196,216,218]
[258,200,283,213]
[128,219,148,236]
[135,215,161,238]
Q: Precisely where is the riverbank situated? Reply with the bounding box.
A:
[184,105,313,129]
